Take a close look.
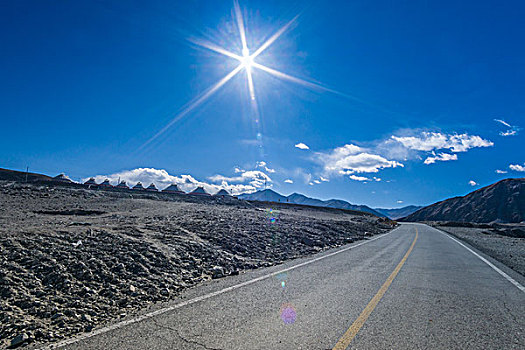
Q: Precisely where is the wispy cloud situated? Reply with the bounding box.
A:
[284,179,293,184]
[423,152,458,165]
[494,119,520,137]
[391,132,493,153]
[295,142,310,150]
[495,169,508,174]
[468,180,478,186]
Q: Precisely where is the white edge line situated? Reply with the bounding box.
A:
[438,229,525,293]
[40,229,396,349]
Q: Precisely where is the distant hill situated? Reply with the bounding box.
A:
[374,205,423,220]
[239,189,385,217]
[0,168,54,183]
[239,188,288,202]
[402,178,525,223]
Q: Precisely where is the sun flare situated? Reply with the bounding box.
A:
[141,0,337,149]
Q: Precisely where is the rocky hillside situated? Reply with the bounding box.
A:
[403,178,525,223]
[239,189,385,217]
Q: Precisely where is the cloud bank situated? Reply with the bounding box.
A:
[85,167,272,195]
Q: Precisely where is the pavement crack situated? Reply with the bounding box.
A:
[501,290,521,326]
[151,318,224,350]
[501,290,525,348]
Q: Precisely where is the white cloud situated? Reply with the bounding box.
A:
[318,144,403,175]
[295,142,310,150]
[468,180,478,186]
[84,168,256,195]
[373,177,381,181]
[495,169,508,174]
[284,179,293,184]
[494,119,520,137]
[320,176,329,182]
[424,152,458,165]
[397,200,404,204]
[509,163,525,172]
[209,169,272,189]
[308,182,314,186]
[256,161,275,173]
[313,180,321,184]
[349,175,371,181]
[391,132,493,153]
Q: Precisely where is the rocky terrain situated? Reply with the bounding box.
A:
[403,178,525,223]
[0,181,395,348]
[434,223,525,276]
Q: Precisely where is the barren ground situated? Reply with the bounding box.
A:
[0,182,395,348]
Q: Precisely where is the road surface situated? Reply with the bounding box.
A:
[43,223,524,349]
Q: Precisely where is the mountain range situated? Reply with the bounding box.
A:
[238,189,421,218]
[403,178,525,223]
[374,206,423,220]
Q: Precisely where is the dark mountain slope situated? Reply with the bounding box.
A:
[0,168,53,183]
[403,178,525,223]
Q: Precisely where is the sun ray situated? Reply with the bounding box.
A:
[252,62,339,94]
[233,0,248,52]
[252,62,395,112]
[246,66,256,100]
[140,64,244,149]
[251,15,299,59]
[189,38,242,61]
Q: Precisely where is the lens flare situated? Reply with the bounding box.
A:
[280,303,297,324]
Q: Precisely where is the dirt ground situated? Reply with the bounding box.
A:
[0,181,395,348]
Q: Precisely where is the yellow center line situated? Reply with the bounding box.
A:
[332,228,419,350]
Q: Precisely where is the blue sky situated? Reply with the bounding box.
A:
[1,0,524,208]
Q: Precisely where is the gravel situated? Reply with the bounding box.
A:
[435,225,525,276]
[0,181,395,348]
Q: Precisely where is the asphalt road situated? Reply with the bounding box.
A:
[44,223,525,349]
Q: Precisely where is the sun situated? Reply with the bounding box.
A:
[140,0,339,149]
[240,48,253,69]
